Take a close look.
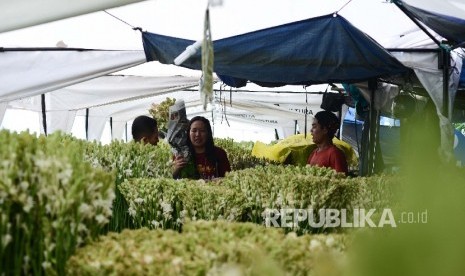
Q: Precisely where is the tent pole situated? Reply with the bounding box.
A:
[85,108,89,141]
[211,108,214,137]
[304,92,308,138]
[441,48,450,118]
[110,117,113,140]
[41,94,47,136]
[125,122,128,142]
[367,79,378,175]
[184,88,326,95]
[359,114,370,176]
[337,103,343,139]
[359,79,378,176]
[304,112,308,138]
[373,109,383,173]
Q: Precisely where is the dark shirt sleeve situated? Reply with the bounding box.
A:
[215,147,231,177]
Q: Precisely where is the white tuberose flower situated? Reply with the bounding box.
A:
[160,202,172,214]
[95,214,108,224]
[151,220,160,228]
[128,207,137,217]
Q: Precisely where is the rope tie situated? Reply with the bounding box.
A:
[104,10,143,32]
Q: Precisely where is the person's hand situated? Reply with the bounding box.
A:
[209,177,222,183]
[173,155,187,175]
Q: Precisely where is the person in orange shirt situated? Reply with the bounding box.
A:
[307,111,348,174]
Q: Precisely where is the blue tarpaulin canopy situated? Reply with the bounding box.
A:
[396,0,465,47]
[142,14,409,88]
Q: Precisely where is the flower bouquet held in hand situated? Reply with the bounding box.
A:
[149,97,176,137]
[167,100,196,178]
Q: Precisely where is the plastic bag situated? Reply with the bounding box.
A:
[166,100,198,178]
[167,100,190,158]
[252,134,358,167]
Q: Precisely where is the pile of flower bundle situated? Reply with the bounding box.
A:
[119,165,398,234]
[85,138,277,231]
[215,138,278,170]
[221,165,398,233]
[119,178,247,230]
[82,140,173,232]
[83,139,173,183]
[84,138,273,182]
[67,220,348,275]
[0,131,115,275]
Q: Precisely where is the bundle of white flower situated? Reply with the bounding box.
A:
[119,178,247,230]
[83,139,172,184]
[149,97,176,133]
[0,131,115,276]
[83,140,173,231]
[67,220,348,275]
[221,165,398,234]
[220,165,344,233]
[119,165,397,234]
[214,138,278,170]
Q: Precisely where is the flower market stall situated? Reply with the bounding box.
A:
[1,0,465,275]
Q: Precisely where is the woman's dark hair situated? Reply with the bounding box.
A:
[314,111,340,139]
[187,116,217,164]
[132,115,157,141]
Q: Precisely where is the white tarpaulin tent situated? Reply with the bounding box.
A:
[6,75,200,136]
[68,87,314,141]
[0,49,146,103]
[0,0,146,33]
[37,82,316,141]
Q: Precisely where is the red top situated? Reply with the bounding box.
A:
[307,144,348,174]
[195,146,231,180]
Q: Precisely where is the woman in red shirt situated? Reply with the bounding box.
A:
[173,116,231,180]
[307,111,348,174]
